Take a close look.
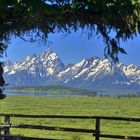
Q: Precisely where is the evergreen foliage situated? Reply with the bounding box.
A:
[0,0,140,61]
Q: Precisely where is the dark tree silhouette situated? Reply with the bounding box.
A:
[0,0,140,98]
[0,62,6,99]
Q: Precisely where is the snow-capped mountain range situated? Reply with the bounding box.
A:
[4,49,140,90]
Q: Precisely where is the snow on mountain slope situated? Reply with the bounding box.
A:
[5,49,64,76]
[4,49,140,89]
[4,49,65,86]
[58,58,132,89]
[123,64,140,84]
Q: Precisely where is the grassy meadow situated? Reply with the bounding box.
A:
[0,96,140,140]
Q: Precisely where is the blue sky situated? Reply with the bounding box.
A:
[2,31,140,66]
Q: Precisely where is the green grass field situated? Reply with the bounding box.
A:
[0,96,140,140]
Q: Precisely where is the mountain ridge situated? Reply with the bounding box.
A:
[4,48,140,90]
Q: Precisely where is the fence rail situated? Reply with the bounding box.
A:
[0,114,140,140]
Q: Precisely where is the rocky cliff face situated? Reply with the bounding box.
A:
[4,49,140,89]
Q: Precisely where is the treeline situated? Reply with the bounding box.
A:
[116,94,140,98]
[99,94,140,98]
[8,85,97,95]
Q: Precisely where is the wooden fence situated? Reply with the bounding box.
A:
[0,114,140,140]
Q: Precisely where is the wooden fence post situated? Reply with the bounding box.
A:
[4,115,10,140]
[95,118,100,140]
[0,127,1,140]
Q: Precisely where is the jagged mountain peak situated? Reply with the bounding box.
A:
[4,48,64,76]
[24,54,37,62]
[4,49,140,89]
[40,48,55,56]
